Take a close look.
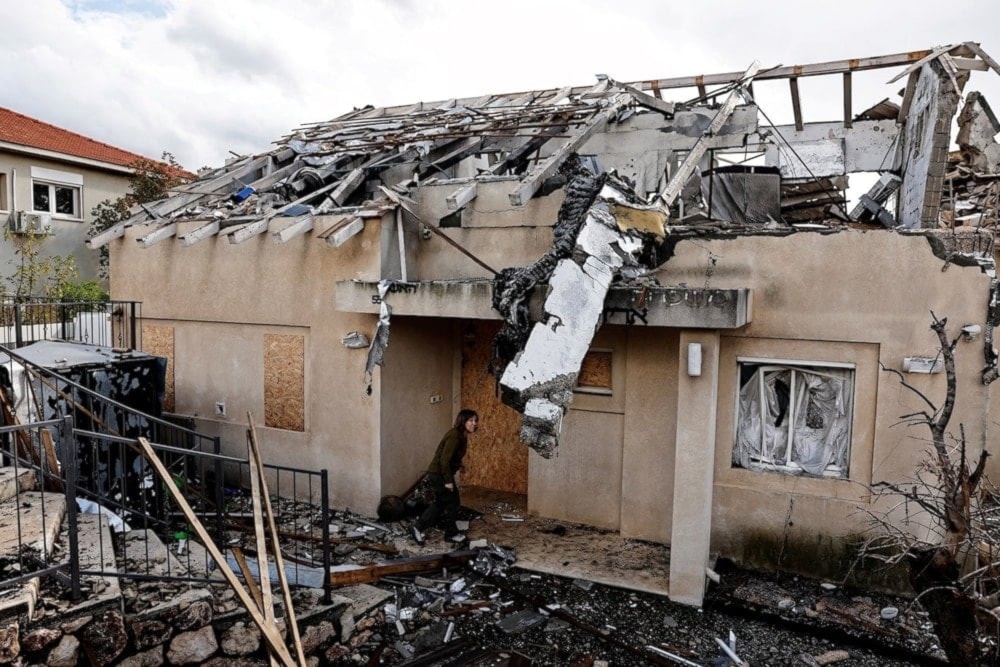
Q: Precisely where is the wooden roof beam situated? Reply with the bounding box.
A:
[843,72,853,129]
[789,76,803,132]
[649,49,934,92]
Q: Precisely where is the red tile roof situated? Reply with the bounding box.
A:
[0,106,177,173]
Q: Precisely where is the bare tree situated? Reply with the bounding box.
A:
[860,314,999,665]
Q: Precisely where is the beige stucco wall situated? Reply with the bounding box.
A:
[111,215,388,510]
[663,230,992,576]
[0,150,132,283]
[110,204,996,580]
[505,228,992,579]
[379,316,458,497]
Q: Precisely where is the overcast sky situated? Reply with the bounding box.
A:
[4,0,1000,171]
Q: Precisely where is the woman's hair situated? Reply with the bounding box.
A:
[454,409,479,431]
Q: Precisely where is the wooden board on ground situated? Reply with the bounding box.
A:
[329,550,477,587]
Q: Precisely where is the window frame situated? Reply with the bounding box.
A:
[29,166,83,221]
[733,357,856,478]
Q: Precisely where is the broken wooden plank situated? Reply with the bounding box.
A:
[660,62,761,208]
[886,44,957,84]
[231,546,265,611]
[178,220,221,247]
[246,421,277,663]
[135,437,297,667]
[136,222,178,249]
[272,213,315,244]
[248,414,307,667]
[509,97,626,206]
[619,82,676,116]
[328,550,477,587]
[39,428,63,493]
[446,183,477,211]
[950,56,989,72]
[963,42,1000,77]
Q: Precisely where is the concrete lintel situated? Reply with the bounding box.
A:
[604,286,752,329]
[334,279,752,329]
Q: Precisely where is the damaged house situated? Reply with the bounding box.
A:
[94,42,1000,607]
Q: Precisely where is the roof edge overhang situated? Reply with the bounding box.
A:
[334,279,752,329]
[0,140,136,176]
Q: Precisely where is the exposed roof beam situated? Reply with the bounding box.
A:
[136,222,177,249]
[646,50,935,92]
[327,168,366,207]
[272,213,315,244]
[789,77,803,132]
[660,62,762,207]
[843,72,853,129]
[618,82,676,116]
[319,216,365,247]
[86,222,128,249]
[963,42,1000,77]
[446,183,477,211]
[887,44,958,84]
[229,219,269,244]
[147,155,271,219]
[509,97,628,206]
[178,220,221,247]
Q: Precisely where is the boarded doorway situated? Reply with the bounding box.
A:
[459,320,527,494]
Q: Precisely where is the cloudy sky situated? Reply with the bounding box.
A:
[4,0,1000,171]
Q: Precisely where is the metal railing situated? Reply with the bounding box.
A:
[0,297,140,350]
[0,417,80,599]
[0,351,333,605]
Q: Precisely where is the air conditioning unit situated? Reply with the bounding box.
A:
[10,211,53,234]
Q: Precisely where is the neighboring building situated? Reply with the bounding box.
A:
[0,107,180,284]
[99,42,1000,606]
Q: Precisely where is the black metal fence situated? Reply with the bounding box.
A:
[0,297,141,350]
[0,359,333,605]
[0,417,80,598]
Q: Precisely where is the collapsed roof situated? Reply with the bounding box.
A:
[92,42,1000,455]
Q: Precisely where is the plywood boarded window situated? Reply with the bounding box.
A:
[142,324,174,412]
[264,334,305,431]
[576,349,612,395]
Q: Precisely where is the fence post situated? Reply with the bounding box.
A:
[129,303,138,350]
[320,469,331,604]
[61,415,81,601]
[59,300,68,342]
[13,303,22,348]
[213,436,224,546]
